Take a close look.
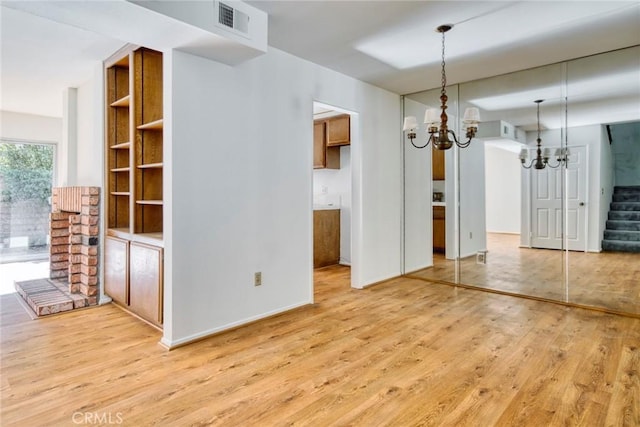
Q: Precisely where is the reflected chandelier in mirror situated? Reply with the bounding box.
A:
[519,99,569,169]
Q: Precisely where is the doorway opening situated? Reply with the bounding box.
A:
[312,102,354,292]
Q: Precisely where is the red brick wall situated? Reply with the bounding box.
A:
[49,211,71,279]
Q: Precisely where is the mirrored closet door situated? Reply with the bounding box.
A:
[403,46,640,316]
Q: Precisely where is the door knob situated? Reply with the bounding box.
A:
[579,202,585,206]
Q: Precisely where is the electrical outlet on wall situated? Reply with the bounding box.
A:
[254,272,262,286]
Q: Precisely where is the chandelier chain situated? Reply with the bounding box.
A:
[440,31,447,96]
[537,101,541,139]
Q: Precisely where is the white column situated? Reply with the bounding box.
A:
[59,87,78,186]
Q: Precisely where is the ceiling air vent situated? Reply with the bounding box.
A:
[218,2,249,35]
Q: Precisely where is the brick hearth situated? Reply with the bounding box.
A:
[15,278,91,316]
[15,186,101,317]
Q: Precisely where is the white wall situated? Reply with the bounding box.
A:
[402,98,432,273]
[75,65,104,186]
[164,47,401,347]
[0,110,61,143]
[61,88,78,186]
[313,145,352,265]
[485,145,521,233]
[459,141,488,257]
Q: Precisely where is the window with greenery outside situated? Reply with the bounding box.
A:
[0,142,54,255]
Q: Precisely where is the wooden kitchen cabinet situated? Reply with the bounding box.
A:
[433,146,445,180]
[314,209,340,268]
[433,206,446,253]
[313,120,340,169]
[326,114,350,146]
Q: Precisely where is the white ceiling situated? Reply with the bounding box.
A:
[0,5,126,118]
[1,1,639,119]
[246,1,640,94]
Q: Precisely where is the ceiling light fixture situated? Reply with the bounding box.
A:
[519,99,569,169]
[403,24,480,150]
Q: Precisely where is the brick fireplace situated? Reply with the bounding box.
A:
[49,186,101,306]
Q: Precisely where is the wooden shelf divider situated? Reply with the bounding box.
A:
[110,142,131,150]
[137,119,163,131]
[137,162,163,169]
[135,200,163,205]
[110,167,130,173]
[110,94,131,108]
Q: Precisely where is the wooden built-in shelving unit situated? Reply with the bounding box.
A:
[104,45,164,328]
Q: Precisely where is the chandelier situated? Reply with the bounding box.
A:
[519,100,569,169]
[403,24,480,150]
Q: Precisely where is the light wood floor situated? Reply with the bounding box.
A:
[1,265,639,426]
[409,233,640,316]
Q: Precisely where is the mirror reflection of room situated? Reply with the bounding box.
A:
[404,46,640,316]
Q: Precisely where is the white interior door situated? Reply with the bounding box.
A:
[530,146,587,250]
[564,146,587,251]
[531,164,563,249]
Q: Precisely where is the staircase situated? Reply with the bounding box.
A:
[602,186,640,253]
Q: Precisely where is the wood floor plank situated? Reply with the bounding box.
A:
[409,232,640,316]
[1,265,638,426]
[605,342,640,426]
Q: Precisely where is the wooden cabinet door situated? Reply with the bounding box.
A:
[129,242,163,326]
[326,115,350,146]
[432,147,445,180]
[433,207,446,253]
[313,121,326,169]
[314,209,340,268]
[104,236,129,306]
[314,121,340,169]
